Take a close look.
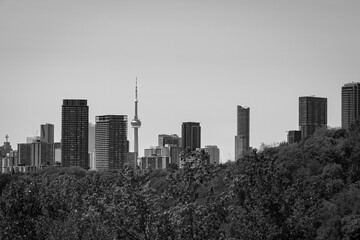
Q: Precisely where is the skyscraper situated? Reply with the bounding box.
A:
[181,122,201,151]
[131,80,141,165]
[95,115,128,170]
[342,82,360,129]
[61,99,89,169]
[40,123,54,144]
[299,96,327,139]
[235,106,250,160]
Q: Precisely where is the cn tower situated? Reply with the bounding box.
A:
[131,79,141,165]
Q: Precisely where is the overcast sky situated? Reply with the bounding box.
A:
[1,0,359,161]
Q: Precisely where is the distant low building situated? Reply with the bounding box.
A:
[182,122,201,151]
[158,134,181,148]
[140,156,170,170]
[1,135,12,158]
[287,130,302,144]
[54,142,61,163]
[204,145,220,164]
[126,152,136,168]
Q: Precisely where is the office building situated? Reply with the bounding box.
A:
[1,150,18,173]
[18,140,54,167]
[95,115,128,170]
[342,82,360,129]
[158,134,181,147]
[41,123,54,144]
[140,156,170,170]
[18,143,32,166]
[204,145,220,164]
[31,140,54,166]
[287,130,302,144]
[235,106,250,160]
[181,122,201,151]
[299,96,327,139]
[126,152,136,167]
[61,99,89,169]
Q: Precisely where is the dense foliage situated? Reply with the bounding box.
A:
[2,123,360,239]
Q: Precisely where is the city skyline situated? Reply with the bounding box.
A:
[1,0,359,162]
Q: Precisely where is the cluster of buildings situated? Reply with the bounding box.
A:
[2,82,360,173]
[287,82,360,144]
[234,82,360,160]
[1,82,219,173]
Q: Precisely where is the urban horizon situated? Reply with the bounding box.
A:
[1,0,358,163]
[1,81,355,167]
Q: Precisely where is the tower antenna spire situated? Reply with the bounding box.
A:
[135,77,138,101]
[131,77,142,169]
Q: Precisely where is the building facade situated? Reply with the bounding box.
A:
[235,106,250,160]
[204,145,220,164]
[181,122,201,151]
[158,134,181,147]
[0,135,12,158]
[140,156,170,170]
[287,130,302,144]
[299,96,327,139]
[342,82,360,129]
[61,99,89,169]
[41,123,54,144]
[95,115,128,171]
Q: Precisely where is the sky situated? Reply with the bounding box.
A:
[1,0,360,162]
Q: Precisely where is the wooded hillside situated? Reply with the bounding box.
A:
[2,123,360,239]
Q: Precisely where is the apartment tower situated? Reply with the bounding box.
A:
[95,115,128,170]
[299,96,327,139]
[61,99,89,169]
[235,105,250,160]
[342,82,360,129]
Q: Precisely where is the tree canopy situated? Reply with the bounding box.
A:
[2,123,360,239]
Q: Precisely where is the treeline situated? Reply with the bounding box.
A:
[2,123,360,239]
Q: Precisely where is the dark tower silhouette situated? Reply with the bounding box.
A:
[342,82,360,129]
[181,122,201,151]
[61,99,89,169]
[299,96,327,139]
